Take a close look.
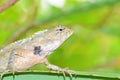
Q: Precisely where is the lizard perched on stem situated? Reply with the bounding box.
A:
[0,25,74,79]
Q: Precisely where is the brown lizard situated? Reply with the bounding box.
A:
[0,25,74,79]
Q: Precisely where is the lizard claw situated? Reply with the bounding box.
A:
[57,67,77,80]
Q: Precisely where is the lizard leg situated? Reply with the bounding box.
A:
[0,69,9,80]
[8,49,16,80]
[0,49,15,80]
[43,58,75,79]
[0,71,15,80]
[2,49,16,80]
[0,72,6,80]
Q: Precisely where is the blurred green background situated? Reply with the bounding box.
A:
[0,0,120,75]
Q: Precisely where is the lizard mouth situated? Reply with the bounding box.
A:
[66,27,73,38]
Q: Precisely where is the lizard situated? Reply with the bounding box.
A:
[0,25,74,79]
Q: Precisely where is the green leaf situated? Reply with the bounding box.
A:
[1,71,120,80]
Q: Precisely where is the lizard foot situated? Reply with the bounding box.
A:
[44,59,77,80]
[0,71,15,80]
[57,67,77,80]
[0,71,6,80]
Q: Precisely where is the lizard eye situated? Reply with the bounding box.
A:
[59,28,63,31]
[56,25,65,32]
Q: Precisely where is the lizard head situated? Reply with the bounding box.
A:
[42,25,73,55]
[54,25,73,41]
[46,25,73,42]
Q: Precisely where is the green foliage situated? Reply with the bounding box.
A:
[0,0,120,79]
[2,71,120,80]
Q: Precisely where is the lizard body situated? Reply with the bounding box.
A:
[0,25,73,75]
